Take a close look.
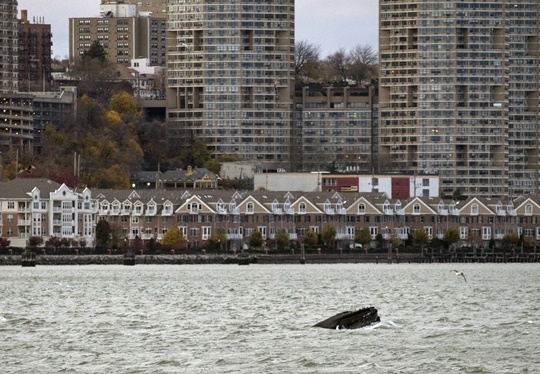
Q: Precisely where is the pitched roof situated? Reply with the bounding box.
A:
[0,178,63,199]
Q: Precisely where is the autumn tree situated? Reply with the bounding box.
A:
[275,229,290,250]
[41,94,143,189]
[212,229,228,251]
[321,225,337,249]
[413,229,430,255]
[355,228,372,254]
[501,232,519,250]
[28,236,44,248]
[248,230,264,250]
[443,227,460,249]
[303,228,318,247]
[161,227,185,248]
[0,237,11,250]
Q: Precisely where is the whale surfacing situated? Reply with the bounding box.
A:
[313,307,380,330]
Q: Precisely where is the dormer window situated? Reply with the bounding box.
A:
[358,203,365,214]
[413,204,420,214]
[299,202,306,214]
[246,202,254,214]
[471,204,478,215]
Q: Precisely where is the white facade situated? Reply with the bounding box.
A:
[100,4,137,18]
[254,173,319,192]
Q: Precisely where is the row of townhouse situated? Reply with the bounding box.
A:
[2,178,540,250]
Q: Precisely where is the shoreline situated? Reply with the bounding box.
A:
[2,252,539,266]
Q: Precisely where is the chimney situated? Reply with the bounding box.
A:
[21,10,28,22]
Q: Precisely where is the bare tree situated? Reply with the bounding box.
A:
[294,40,321,82]
[348,44,378,86]
[322,48,351,83]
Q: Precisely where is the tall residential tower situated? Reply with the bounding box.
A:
[379,0,540,197]
[166,0,295,168]
[0,0,18,93]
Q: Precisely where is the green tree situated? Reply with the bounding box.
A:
[321,225,337,248]
[354,228,372,254]
[161,228,185,248]
[443,227,460,249]
[181,134,211,168]
[275,229,290,250]
[82,40,108,63]
[95,220,111,248]
[303,228,318,247]
[248,230,264,250]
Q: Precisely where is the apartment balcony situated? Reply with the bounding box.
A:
[121,209,132,215]
[336,208,347,215]
[395,209,405,215]
[284,208,295,215]
[496,209,506,216]
[272,208,283,215]
[229,208,240,215]
[438,209,448,216]
[494,233,504,240]
[145,210,157,216]
[383,208,393,215]
[17,220,30,226]
[450,209,460,215]
[132,210,143,216]
[324,208,335,215]
[507,209,517,216]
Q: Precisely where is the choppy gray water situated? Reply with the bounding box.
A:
[1,263,539,373]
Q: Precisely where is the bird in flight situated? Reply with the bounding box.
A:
[451,270,467,282]
[18,165,35,174]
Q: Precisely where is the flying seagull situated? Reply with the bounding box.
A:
[451,270,467,282]
[18,165,35,174]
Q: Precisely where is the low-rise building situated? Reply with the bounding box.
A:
[1,178,540,252]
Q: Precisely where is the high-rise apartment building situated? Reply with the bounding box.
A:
[69,3,167,66]
[166,0,295,168]
[0,1,34,153]
[379,0,540,197]
[0,0,18,93]
[294,85,377,172]
[18,10,53,92]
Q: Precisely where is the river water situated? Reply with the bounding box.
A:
[1,263,538,373]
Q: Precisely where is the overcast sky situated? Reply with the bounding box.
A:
[18,0,379,59]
